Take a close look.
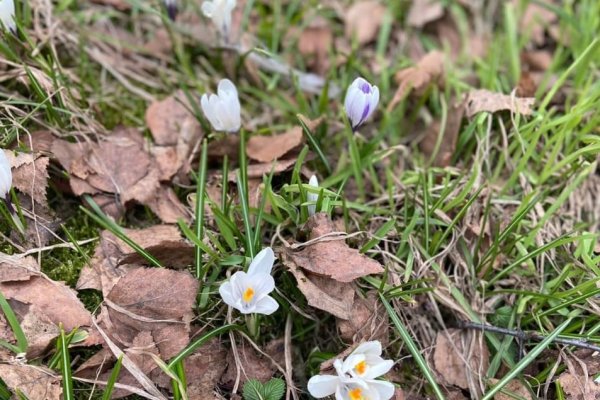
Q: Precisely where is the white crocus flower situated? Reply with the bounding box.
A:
[342,341,394,380]
[0,149,12,201]
[307,175,319,216]
[344,77,379,131]
[201,0,236,37]
[0,0,16,33]
[219,247,279,315]
[200,78,241,133]
[308,359,381,400]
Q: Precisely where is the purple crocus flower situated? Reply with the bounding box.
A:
[344,77,379,130]
[164,0,177,21]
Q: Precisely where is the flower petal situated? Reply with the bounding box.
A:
[252,295,279,315]
[307,375,339,398]
[200,0,214,17]
[247,247,275,276]
[363,360,394,380]
[218,281,236,307]
[342,354,365,375]
[367,380,395,400]
[352,341,382,357]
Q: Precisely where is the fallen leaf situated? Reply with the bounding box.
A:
[284,254,355,319]
[433,329,489,395]
[208,135,241,161]
[246,128,304,163]
[145,91,203,181]
[99,267,198,360]
[297,16,333,75]
[518,0,557,45]
[221,341,279,389]
[229,158,298,181]
[388,51,445,111]
[419,99,465,167]
[406,0,444,28]
[285,214,384,282]
[516,71,537,98]
[336,291,388,344]
[558,373,600,400]
[489,378,532,400]
[6,152,50,207]
[0,364,62,400]
[0,254,40,282]
[521,50,553,72]
[344,1,387,45]
[465,89,535,118]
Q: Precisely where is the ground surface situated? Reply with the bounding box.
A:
[0,0,600,399]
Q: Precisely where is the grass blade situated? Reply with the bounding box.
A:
[102,355,123,400]
[59,326,74,400]
[0,290,27,353]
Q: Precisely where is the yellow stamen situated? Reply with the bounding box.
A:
[348,388,364,400]
[242,287,255,302]
[354,360,367,376]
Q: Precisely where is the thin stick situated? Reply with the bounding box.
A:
[461,321,600,352]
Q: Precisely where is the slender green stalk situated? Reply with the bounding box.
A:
[102,355,123,400]
[195,139,209,279]
[0,290,27,353]
[380,294,445,400]
[59,326,74,400]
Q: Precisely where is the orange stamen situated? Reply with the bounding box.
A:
[354,360,367,376]
[242,287,255,302]
[348,388,364,400]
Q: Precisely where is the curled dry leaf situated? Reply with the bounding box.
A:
[465,89,535,118]
[246,127,304,163]
[388,51,445,111]
[6,151,50,207]
[99,267,198,360]
[77,225,195,295]
[336,291,388,345]
[51,128,189,223]
[0,365,62,400]
[557,373,600,400]
[297,16,333,75]
[220,339,284,389]
[145,90,203,181]
[433,329,489,396]
[489,378,532,400]
[419,99,466,167]
[344,1,387,45]
[406,0,444,28]
[285,214,384,282]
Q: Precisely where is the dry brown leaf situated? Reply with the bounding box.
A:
[0,254,40,282]
[208,135,241,161]
[406,0,444,28]
[99,267,198,360]
[344,1,387,45]
[490,378,532,400]
[419,99,465,167]
[0,364,62,400]
[285,214,384,282]
[284,253,355,319]
[220,341,279,388]
[516,71,538,98]
[518,0,557,45]
[465,89,535,118]
[6,152,50,207]
[297,16,333,75]
[145,91,203,181]
[246,128,304,163]
[433,329,489,395]
[521,50,553,72]
[229,158,298,181]
[558,373,600,400]
[389,51,445,111]
[336,291,388,345]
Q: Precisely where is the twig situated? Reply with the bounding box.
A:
[461,321,600,352]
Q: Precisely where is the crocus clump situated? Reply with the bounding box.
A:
[201,78,242,133]
[307,174,319,217]
[219,247,279,315]
[0,0,15,33]
[308,341,395,400]
[201,0,236,37]
[344,77,379,131]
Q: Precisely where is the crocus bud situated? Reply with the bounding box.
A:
[0,149,12,200]
[0,0,16,33]
[201,0,236,37]
[200,78,242,133]
[344,77,379,130]
[307,175,318,216]
[164,0,177,21]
